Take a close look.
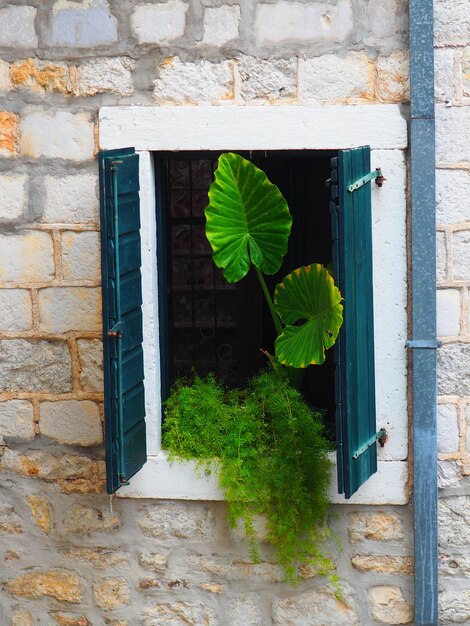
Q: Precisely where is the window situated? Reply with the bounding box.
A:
[99,105,408,504]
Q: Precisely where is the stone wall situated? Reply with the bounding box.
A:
[435,0,470,622]
[0,0,420,624]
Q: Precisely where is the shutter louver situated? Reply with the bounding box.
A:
[99,148,147,494]
[330,147,377,498]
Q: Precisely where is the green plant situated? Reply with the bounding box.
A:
[163,368,335,583]
[205,152,343,368]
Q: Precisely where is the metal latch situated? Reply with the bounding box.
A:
[348,168,385,193]
[352,428,388,459]
[406,339,442,349]
[107,321,122,337]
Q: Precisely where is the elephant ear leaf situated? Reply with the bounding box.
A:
[204,153,292,283]
[274,264,343,367]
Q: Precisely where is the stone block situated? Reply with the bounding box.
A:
[203,5,240,47]
[439,497,470,545]
[142,602,217,626]
[0,340,72,393]
[452,230,470,280]
[43,174,99,224]
[435,49,455,102]
[104,620,128,626]
[438,459,463,489]
[0,6,38,48]
[438,403,460,454]
[132,1,188,43]
[435,0,470,46]
[376,52,410,103]
[348,512,404,542]
[437,169,470,225]
[255,1,353,46]
[1,448,105,493]
[0,400,34,440]
[0,59,10,92]
[38,287,101,333]
[351,555,413,575]
[188,553,284,582]
[93,577,130,609]
[0,231,54,283]
[300,52,373,102]
[50,614,90,626]
[0,498,23,534]
[363,0,408,52]
[369,586,413,624]
[273,585,359,626]
[77,339,103,392]
[11,59,72,95]
[0,111,19,157]
[28,495,51,534]
[40,400,102,447]
[6,570,83,603]
[440,588,470,623]
[61,231,101,281]
[228,594,263,626]
[12,611,33,626]
[438,344,470,395]
[138,551,168,573]
[437,231,447,282]
[0,289,32,331]
[62,546,129,569]
[440,552,470,577]
[238,56,296,101]
[77,57,134,96]
[20,111,94,161]
[0,174,27,221]
[137,502,215,540]
[154,57,233,103]
[462,49,470,98]
[437,289,461,337]
[46,0,117,47]
[63,504,120,535]
[437,106,470,164]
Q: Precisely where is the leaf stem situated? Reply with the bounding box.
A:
[255,266,283,336]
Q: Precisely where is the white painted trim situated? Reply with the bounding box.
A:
[99,105,409,504]
[100,105,407,151]
[117,453,409,505]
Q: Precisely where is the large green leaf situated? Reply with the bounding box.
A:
[205,153,292,283]
[274,264,343,367]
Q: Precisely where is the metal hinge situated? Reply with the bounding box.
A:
[352,428,388,460]
[348,168,385,193]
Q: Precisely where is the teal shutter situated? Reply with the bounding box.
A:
[330,147,377,498]
[99,148,147,494]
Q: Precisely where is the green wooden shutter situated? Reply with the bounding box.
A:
[99,148,147,494]
[330,147,377,499]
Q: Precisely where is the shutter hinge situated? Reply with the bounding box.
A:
[352,428,388,459]
[118,473,130,486]
[406,339,442,349]
[348,168,385,193]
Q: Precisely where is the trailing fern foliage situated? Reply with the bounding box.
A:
[163,369,334,583]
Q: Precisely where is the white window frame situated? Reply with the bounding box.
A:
[99,104,409,504]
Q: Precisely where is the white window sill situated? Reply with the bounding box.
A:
[116,452,409,505]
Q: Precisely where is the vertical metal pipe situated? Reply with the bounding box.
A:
[409,0,438,623]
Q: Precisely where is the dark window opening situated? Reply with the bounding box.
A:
[155,151,336,430]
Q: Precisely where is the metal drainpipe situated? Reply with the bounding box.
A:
[408,0,438,624]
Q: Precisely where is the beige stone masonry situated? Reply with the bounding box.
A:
[369,586,413,624]
[93,577,130,609]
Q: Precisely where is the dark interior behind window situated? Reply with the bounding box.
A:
[155,151,336,428]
